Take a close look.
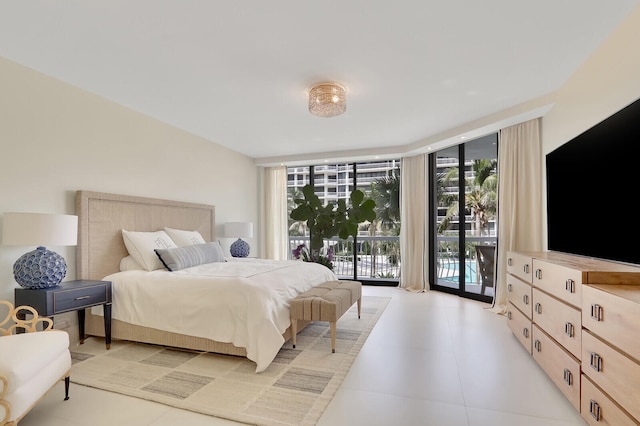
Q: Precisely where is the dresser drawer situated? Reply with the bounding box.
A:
[506,274,532,319]
[582,330,640,421]
[532,288,581,359]
[506,251,532,284]
[532,259,582,309]
[581,374,637,426]
[53,283,109,313]
[582,284,640,362]
[506,302,532,355]
[532,325,581,411]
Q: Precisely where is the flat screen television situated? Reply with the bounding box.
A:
[546,97,640,265]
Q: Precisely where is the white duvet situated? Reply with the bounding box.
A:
[92,258,336,372]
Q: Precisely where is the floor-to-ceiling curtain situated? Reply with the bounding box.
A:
[492,118,544,312]
[263,166,288,260]
[399,154,428,291]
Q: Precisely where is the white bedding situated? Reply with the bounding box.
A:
[91,258,336,372]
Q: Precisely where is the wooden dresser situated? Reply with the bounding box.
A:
[506,251,640,424]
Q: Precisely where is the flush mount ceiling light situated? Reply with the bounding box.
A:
[308,82,346,117]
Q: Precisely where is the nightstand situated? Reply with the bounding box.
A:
[15,280,112,349]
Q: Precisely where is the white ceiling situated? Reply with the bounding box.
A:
[1,1,639,165]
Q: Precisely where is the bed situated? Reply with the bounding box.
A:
[75,190,336,372]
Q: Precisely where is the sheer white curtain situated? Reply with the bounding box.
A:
[492,118,544,312]
[399,154,428,291]
[263,166,289,260]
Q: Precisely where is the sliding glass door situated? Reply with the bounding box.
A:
[430,134,498,302]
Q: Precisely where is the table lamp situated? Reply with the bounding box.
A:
[224,222,253,257]
[2,212,78,289]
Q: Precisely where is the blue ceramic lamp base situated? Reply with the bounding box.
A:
[230,238,250,258]
[13,246,67,289]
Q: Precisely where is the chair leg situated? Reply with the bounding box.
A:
[64,376,70,401]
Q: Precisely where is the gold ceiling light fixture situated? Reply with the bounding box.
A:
[308,82,346,117]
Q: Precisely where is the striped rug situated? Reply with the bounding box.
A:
[70,295,390,426]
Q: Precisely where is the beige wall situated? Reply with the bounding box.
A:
[0,57,259,302]
[540,5,640,247]
[542,5,640,154]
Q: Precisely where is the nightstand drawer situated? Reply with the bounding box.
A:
[53,284,108,313]
[15,279,112,349]
[15,280,112,317]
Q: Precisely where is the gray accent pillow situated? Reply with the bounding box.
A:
[155,242,226,271]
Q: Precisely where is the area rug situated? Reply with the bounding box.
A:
[69,296,390,426]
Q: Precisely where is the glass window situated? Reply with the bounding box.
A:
[287,160,401,285]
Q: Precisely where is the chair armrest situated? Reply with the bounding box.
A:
[0,301,53,335]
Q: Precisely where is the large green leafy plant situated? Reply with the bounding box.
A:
[290,185,377,264]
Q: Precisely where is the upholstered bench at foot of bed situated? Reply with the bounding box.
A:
[289,280,362,353]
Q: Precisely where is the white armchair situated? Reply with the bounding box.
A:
[0,301,71,426]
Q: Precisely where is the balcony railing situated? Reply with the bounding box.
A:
[435,236,497,296]
[289,235,400,282]
[287,234,496,291]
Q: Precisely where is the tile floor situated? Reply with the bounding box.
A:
[20,286,586,425]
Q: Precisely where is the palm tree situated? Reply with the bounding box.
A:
[466,159,497,236]
[437,159,497,236]
[370,170,401,234]
[368,169,401,276]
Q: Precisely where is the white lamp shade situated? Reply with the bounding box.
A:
[224,222,253,239]
[2,213,78,247]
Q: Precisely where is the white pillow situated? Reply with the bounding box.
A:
[119,255,145,271]
[164,227,207,247]
[122,230,177,271]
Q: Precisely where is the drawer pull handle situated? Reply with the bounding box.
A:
[522,328,529,339]
[507,283,512,292]
[534,339,541,352]
[523,264,529,274]
[74,296,91,301]
[507,258,513,266]
[565,279,575,293]
[507,311,512,320]
[591,304,603,321]
[590,352,603,372]
[589,400,601,421]
[534,302,542,314]
[534,268,542,279]
[564,322,574,337]
[563,368,573,386]
[523,294,529,305]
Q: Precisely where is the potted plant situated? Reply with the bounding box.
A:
[290,184,376,269]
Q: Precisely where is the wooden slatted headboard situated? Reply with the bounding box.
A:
[75,191,215,280]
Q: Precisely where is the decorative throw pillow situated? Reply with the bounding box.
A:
[164,227,207,247]
[155,242,226,271]
[122,230,177,271]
